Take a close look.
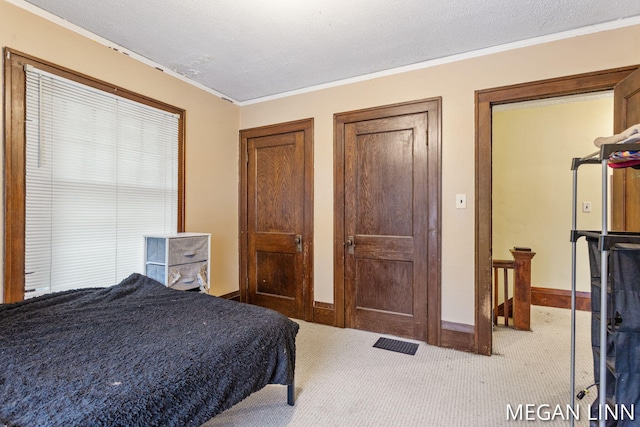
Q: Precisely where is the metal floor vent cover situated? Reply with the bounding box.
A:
[373,337,419,356]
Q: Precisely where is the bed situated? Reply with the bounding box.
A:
[0,273,298,427]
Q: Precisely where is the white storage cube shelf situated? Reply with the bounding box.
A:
[144,233,211,292]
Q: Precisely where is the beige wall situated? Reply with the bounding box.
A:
[3,0,640,326]
[0,1,241,299]
[493,95,613,297]
[240,25,640,325]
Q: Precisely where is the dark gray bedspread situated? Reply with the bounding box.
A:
[0,273,298,427]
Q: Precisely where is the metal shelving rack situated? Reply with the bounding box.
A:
[570,142,640,427]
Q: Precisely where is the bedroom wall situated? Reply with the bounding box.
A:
[2,0,640,328]
[239,24,640,326]
[492,94,613,296]
[0,0,241,300]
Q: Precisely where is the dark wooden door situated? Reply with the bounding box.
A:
[613,67,640,231]
[240,119,313,321]
[337,100,441,344]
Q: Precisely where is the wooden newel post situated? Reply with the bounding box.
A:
[510,247,536,331]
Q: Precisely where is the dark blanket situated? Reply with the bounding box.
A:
[0,273,298,427]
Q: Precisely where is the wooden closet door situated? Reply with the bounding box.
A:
[612,67,640,231]
[343,112,430,341]
[335,99,441,345]
[240,119,314,321]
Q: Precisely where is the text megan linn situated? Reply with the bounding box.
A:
[506,403,635,422]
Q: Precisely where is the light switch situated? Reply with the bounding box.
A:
[456,194,467,209]
[582,201,591,213]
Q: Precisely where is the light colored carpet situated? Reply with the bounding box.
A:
[202,306,594,426]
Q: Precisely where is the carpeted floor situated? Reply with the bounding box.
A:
[202,306,594,426]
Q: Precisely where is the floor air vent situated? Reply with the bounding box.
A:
[373,337,418,355]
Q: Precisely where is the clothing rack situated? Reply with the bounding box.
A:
[570,142,640,427]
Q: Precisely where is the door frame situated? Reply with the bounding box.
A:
[612,67,640,230]
[238,118,314,322]
[475,66,638,356]
[334,98,442,346]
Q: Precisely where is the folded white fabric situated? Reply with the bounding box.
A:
[594,123,640,147]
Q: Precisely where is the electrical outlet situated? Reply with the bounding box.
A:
[582,201,591,213]
[456,194,467,209]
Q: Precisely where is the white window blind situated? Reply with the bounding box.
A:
[24,66,179,298]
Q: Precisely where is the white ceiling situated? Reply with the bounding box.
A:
[15,0,640,104]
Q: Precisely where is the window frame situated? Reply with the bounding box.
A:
[3,48,185,303]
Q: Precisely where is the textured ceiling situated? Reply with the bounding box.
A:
[17,0,640,103]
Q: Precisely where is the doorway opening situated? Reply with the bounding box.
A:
[491,92,613,329]
[475,66,638,355]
